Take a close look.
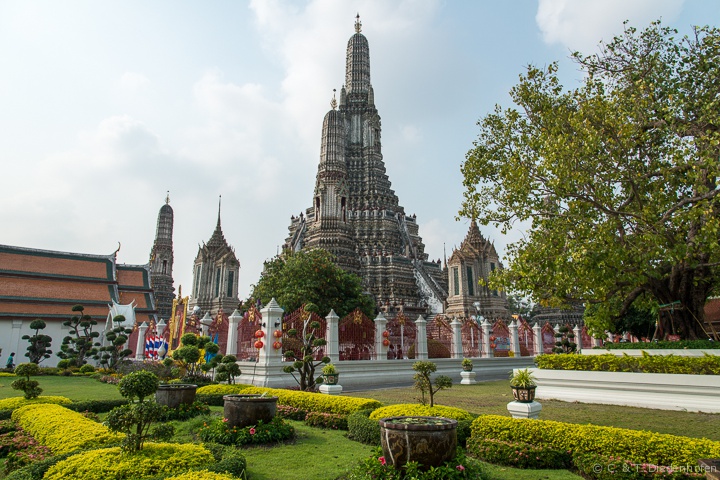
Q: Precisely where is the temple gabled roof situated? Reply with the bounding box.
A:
[448,221,499,264]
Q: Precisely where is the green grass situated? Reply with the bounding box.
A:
[347,380,720,441]
[0,375,122,402]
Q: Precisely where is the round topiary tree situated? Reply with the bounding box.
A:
[22,319,53,364]
[106,370,171,452]
[11,362,43,399]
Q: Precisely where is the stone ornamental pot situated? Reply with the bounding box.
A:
[511,385,537,403]
[379,416,457,470]
[155,384,197,408]
[223,394,278,428]
[322,373,339,385]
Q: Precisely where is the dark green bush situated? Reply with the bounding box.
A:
[467,437,572,469]
[66,399,129,414]
[208,448,248,478]
[0,411,11,421]
[4,453,72,480]
[195,394,224,407]
[347,409,380,445]
[158,401,210,422]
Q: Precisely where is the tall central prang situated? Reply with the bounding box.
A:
[286,16,447,315]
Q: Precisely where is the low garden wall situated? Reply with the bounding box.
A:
[236,356,535,389]
[529,368,720,413]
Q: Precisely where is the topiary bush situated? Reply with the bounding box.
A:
[11,363,42,399]
[11,403,122,454]
[369,404,473,422]
[165,471,237,480]
[601,340,720,350]
[239,386,382,415]
[42,443,214,480]
[0,396,71,413]
[206,447,248,478]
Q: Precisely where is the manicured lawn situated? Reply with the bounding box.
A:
[348,380,720,441]
[0,375,122,401]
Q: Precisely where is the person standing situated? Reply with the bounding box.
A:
[5,352,15,370]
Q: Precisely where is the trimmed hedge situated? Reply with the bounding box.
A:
[0,396,72,412]
[239,387,382,415]
[470,415,720,466]
[195,384,254,406]
[304,411,348,430]
[43,443,213,480]
[601,340,720,350]
[196,384,254,395]
[369,404,473,422]
[3,453,72,480]
[347,410,381,445]
[535,353,720,374]
[11,403,123,454]
[165,471,237,480]
[65,399,129,414]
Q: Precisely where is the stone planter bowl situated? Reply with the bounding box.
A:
[223,394,278,428]
[379,416,458,470]
[155,384,198,408]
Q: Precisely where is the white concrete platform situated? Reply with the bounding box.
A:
[528,368,720,413]
[507,400,542,419]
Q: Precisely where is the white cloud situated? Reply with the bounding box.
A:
[118,72,150,93]
[535,0,684,53]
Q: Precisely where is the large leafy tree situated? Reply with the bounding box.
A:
[461,22,720,339]
[246,249,375,318]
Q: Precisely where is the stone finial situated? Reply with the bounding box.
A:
[355,13,362,33]
[330,89,337,110]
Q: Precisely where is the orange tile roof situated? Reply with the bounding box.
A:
[0,244,157,322]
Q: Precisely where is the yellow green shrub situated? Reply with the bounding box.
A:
[239,387,382,414]
[44,442,213,480]
[470,414,720,466]
[536,353,720,374]
[0,395,71,411]
[196,384,253,395]
[369,404,473,422]
[165,471,236,480]
[11,403,122,454]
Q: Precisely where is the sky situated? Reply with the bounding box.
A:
[1,0,718,305]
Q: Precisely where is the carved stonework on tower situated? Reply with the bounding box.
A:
[149,194,175,321]
[189,198,240,318]
[285,17,447,316]
[445,221,509,322]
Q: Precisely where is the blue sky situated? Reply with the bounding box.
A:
[1,0,717,306]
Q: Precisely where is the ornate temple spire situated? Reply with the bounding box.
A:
[207,196,227,250]
[149,193,175,320]
[346,14,371,94]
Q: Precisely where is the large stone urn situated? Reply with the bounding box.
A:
[379,416,457,470]
[155,384,197,408]
[223,394,278,428]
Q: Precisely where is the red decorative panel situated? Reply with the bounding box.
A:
[339,308,375,360]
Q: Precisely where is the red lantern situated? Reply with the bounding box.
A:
[273,330,283,338]
[272,341,282,350]
[490,335,496,342]
[490,343,496,349]
[382,339,390,347]
[382,330,390,338]
[254,340,264,349]
[254,330,265,338]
